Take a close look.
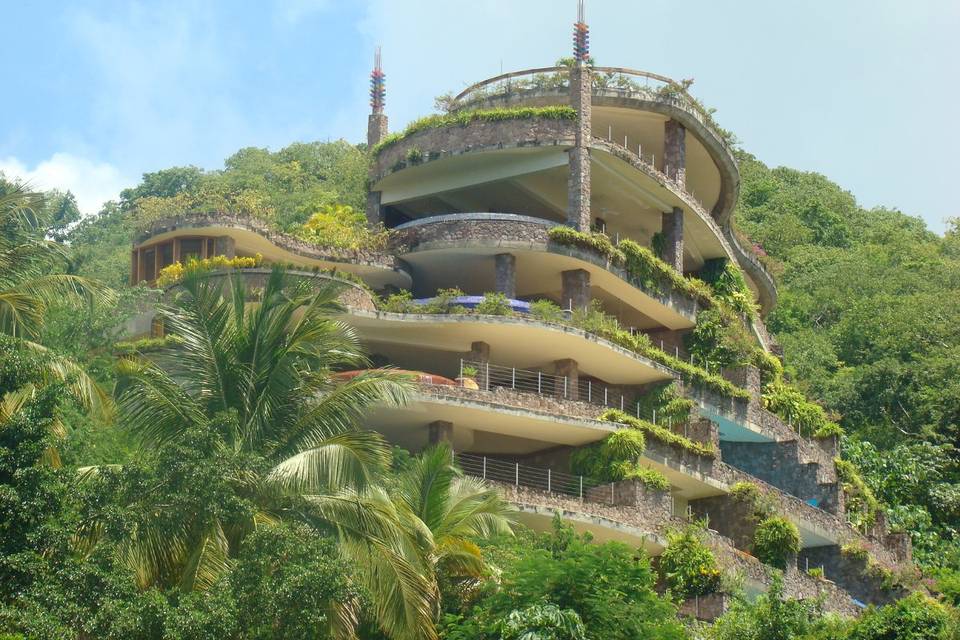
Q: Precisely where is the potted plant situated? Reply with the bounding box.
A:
[457,364,480,390]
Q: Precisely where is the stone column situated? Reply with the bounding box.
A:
[466,341,491,390]
[566,65,592,231]
[428,420,453,445]
[366,112,388,229]
[554,358,579,401]
[494,253,517,299]
[663,119,686,187]
[367,113,388,150]
[661,207,684,273]
[561,269,591,310]
[214,235,236,259]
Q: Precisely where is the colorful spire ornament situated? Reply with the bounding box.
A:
[573,0,589,63]
[370,46,386,113]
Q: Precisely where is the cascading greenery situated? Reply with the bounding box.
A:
[751,517,801,570]
[599,409,716,458]
[569,428,670,490]
[658,524,723,600]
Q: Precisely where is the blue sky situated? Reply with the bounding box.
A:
[2,0,958,232]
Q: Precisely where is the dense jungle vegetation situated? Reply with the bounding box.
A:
[1,133,960,639]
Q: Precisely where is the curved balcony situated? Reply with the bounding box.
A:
[389,213,700,330]
[133,212,412,290]
[449,66,739,224]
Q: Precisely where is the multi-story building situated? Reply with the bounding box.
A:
[129,11,916,620]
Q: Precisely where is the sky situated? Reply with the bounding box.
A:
[2,0,958,232]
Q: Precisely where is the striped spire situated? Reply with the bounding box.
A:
[370,46,385,113]
[573,0,589,63]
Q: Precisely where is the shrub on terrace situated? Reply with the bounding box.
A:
[848,593,958,640]
[372,106,578,154]
[599,409,716,458]
[498,604,587,640]
[633,382,695,427]
[835,458,882,531]
[570,429,669,489]
[155,253,264,287]
[699,258,758,319]
[475,292,513,315]
[684,307,755,371]
[658,524,723,600]
[292,203,386,250]
[529,298,566,323]
[752,516,800,570]
[762,379,843,439]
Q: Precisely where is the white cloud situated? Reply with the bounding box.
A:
[0,153,129,215]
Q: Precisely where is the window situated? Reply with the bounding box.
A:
[180,238,204,262]
[142,248,156,282]
[158,242,174,269]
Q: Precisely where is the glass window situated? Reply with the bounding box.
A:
[142,248,156,282]
[158,242,174,269]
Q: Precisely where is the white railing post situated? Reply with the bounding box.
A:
[485,361,490,391]
[620,395,624,411]
[459,358,463,384]
[588,381,592,402]
[547,469,552,493]
[604,388,608,405]
[515,462,519,486]
[512,367,516,389]
[537,371,542,394]
[483,456,487,479]
[653,409,657,424]
[564,376,568,398]
[579,476,583,499]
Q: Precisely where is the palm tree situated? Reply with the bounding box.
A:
[0,183,113,420]
[391,443,515,614]
[94,265,439,639]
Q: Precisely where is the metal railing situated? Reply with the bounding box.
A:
[456,452,614,501]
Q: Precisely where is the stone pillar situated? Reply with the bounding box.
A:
[661,207,684,273]
[561,269,591,310]
[466,341,491,390]
[554,358,579,401]
[566,65,592,231]
[367,113,388,149]
[663,119,686,187]
[214,235,236,259]
[365,191,383,229]
[494,253,517,299]
[428,420,453,445]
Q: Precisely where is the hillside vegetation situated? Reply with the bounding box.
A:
[2,138,960,638]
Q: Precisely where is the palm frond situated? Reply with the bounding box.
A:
[267,430,392,493]
[180,519,231,591]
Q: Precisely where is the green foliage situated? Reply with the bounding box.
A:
[569,429,667,488]
[529,298,565,323]
[113,335,183,355]
[762,380,842,439]
[373,106,577,154]
[708,573,833,640]
[752,517,800,569]
[292,203,386,250]
[498,604,586,640]
[699,258,758,319]
[633,382,695,426]
[847,593,957,640]
[447,517,688,640]
[600,409,716,458]
[475,292,513,315]
[685,307,755,371]
[835,458,882,531]
[229,523,361,640]
[658,524,723,600]
[380,289,418,313]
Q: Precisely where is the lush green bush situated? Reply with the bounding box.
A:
[475,292,514,315]
[498,604,586,640]
[632,382,695,426]
[835,458,882,531]
[848,593,957,640]
[379,289,418,313]
[762,380,843,439]
[529,298,566,323]
[752,517,800,569]
[373,106,577,154]
[684,307,755,371]
[708,573,834,640]
[658,525,723,600]
[699,258,758,319]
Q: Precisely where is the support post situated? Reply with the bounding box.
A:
[661,207,684,273]
[561,269,591,310]
[494,253,517,299]
[566,64,592,230]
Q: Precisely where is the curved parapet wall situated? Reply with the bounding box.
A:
[724,228,778,316]
[165,267,378,312]
[372,115,576,182]
[134,212,412,290]
[389,213,701,328]
[450,66,739,225]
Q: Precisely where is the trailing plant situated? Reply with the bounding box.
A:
[684,307,755,371]
[372,106,578,154]
[751,348,784,386]
[699,258,758,319]
[155,253,264,287]
[632,383,694,427]
[547,226,625,264]
[729,481,777,521]
[835,458,882,531]
[599,409,716,458]
[622,466,671,491]
[570,429,647,483]
[658,524,723,600]
[840,541,870,563]
[762,379,843,439]
[618,239,714,305]
[752,516,800,569]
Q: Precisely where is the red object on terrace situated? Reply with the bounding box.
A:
[333,369,456,386]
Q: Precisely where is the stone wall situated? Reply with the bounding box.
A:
[373,117,576,181]
[798,545,909,607]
